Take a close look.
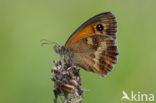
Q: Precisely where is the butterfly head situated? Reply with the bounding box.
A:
[54,45,74,65]
[54,45,66,55]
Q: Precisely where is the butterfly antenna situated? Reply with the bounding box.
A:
[40,39,60,46]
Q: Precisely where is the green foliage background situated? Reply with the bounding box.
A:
[0,0,156,103]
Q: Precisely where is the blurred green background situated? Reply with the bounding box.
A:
[0,0,156,103]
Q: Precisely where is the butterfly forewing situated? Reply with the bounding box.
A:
[65,12,117,48]
[67,35,118,76]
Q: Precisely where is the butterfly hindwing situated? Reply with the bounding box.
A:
[67,34,118,76]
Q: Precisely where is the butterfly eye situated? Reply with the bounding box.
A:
[96,24,104,31]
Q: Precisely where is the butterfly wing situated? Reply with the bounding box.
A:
[65,12,117,48]
[67,34,119,76]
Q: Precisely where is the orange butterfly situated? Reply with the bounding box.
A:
[54,12,119,77]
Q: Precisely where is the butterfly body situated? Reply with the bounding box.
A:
[54,12,119,77]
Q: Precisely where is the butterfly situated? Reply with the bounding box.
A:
[54,12,119,77]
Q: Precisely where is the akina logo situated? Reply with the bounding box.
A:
[121,91,155,102]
